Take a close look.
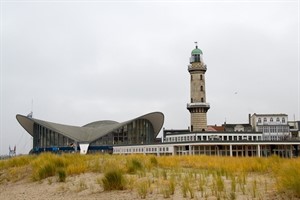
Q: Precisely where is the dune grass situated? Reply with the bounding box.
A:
[0,153,299,198]
[101,169,126,191]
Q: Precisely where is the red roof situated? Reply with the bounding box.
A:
[207,125,225,132]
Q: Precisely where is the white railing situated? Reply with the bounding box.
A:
[187,103,210,108]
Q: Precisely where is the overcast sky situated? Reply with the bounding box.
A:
[0,0,299,155]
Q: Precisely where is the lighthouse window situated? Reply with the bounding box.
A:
[201,98,204,102]
[200,75,202,80]
[200,86,203,91]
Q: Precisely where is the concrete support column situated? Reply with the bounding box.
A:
[79,143,90,155]
[230,145,233,157]
[257,145,261,157]
[290,145,293,158]
[284,145,287,157]
[189,145,192,155]
[245,145,248,157]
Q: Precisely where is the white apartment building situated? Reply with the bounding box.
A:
[250,113,290,140]
[288,121,300,138]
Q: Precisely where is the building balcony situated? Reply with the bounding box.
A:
[187,102,210,109]
[257,122,288,125]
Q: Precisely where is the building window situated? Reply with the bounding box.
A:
[201,98,204,102]
[258,118,261,123]
[282,118,285,123]
[270,118,273,122]
[200,86,203,91]
[263,126,269,133]
[200,75,203,80]
[276,117,280,122]
[263,118,267,123]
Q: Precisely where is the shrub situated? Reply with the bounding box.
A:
[169,176,176,195]
[76,179,88,192]
[102,169,126,190]
[31,153,66,181]
[150,156,158,167]
[160,178,175,198]
[137,179,150,199]
[57,168,66,182]
[182,176,194,198]
[2,156,34,169]
[37,162,56,180]
[275,159,300,197]
[127,158,143,174]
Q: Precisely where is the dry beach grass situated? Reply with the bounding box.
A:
[0,153,300,199]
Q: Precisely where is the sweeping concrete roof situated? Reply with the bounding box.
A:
[16,112,164,143]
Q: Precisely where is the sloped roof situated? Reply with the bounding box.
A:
[207,125,225,132]
[16,112,164,143]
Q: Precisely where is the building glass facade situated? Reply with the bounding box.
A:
[32,119,155,149]
[90,119,155,146]
[33,123,75,148]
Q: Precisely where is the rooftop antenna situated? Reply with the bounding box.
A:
[194,41,198,48]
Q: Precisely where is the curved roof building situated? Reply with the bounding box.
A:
[16,112,164,154]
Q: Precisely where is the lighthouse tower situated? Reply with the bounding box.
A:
[187,42,210,132]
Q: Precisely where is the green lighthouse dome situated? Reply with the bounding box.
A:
[191,46,203,55]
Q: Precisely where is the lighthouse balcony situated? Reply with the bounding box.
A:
[187,102,210,109]
[188,64,207,72]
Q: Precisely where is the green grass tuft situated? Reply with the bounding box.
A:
[57,168,66,182]
[102,169,126,191]
[127,158,143,174]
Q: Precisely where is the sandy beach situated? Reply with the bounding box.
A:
[0,172,294,200]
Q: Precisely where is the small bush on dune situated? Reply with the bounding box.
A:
[31,153,67,181]
[102,169,126,191]
[66,163,87,175]
[101,158,124,173]
[127,158,143,174]
[57,168,66,182]
[150,156,158,167]
[36,162,56,180]
[2,156,34,169]
[275,159,300,197]
[137,179,150,199]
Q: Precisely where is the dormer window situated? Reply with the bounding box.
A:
[258,118,261,123]
[263,118,267,123]
[282,118,285,123]
[270,118,273,122]
[276,117,280,122]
